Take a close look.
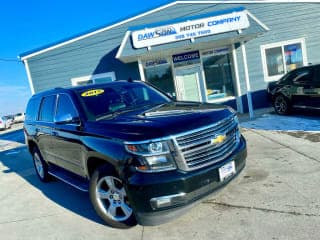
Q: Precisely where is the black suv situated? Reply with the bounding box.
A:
[267,64,320,115]
[24,81,247,228]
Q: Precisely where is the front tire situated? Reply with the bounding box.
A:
[273,94,291,115]
[89,165,136,228]
[32,147,51,182]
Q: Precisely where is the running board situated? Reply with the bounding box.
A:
[48,165,89,192]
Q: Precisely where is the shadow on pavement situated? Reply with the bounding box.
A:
[0,145,105,226]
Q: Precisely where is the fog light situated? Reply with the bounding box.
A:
[150,193,186,209]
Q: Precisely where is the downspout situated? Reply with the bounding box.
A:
[241,41,254,119]
[232,44,243,113]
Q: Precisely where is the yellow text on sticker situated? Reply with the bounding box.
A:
[81,89,104,97]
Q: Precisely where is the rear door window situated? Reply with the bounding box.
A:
[38,95,57,122]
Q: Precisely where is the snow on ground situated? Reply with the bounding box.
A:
[240,113,320,132]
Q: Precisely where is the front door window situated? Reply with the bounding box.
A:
[175,66,202,102]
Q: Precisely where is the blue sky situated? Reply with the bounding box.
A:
[0,0,171,116]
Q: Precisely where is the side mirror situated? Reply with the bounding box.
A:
[55,114,81,125]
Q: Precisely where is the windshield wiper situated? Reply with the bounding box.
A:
[96,107,140,121]
[96,102,169,121]
[141,103,168,116]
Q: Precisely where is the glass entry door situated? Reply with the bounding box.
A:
[175,65,203,102]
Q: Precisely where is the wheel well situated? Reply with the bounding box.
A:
[87,158,115,177]
[273,92,290,102]
[27,140,37,153]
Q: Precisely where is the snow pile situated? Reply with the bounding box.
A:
[240,113,320,132]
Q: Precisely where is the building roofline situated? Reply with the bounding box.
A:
[19,1,175,60]
[19,0,317,60]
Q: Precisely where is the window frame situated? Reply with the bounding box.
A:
[54,93,80,123]
[260,38,308,82]
[142,57,177,98]
[292,67,314,85]
[71,72,116,86]
[200,48,236,103]
[38,94,57,123]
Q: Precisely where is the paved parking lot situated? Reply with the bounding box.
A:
[0,117,319,240]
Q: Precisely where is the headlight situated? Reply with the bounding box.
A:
[233,115,241,141]
[227,106,237,114]
[233,115,239,124]
[125,141,176,172]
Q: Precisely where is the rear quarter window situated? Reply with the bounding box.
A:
[25,97,41,121]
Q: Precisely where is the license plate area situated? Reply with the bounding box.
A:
[219,161,236,182]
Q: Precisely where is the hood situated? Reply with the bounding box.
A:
[85,102,234,142]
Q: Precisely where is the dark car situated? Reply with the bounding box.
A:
[267,64,320,115]
[24,80,247,228]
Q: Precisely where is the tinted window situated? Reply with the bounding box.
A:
[25,97,41,121]
[39,95,56,122]
[77,82,171,118]
[279,71,295,84]
[313,66,320,84]
[55,94,78,121]
[293,68,313,84]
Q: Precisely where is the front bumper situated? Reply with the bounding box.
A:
[125,135,247,225]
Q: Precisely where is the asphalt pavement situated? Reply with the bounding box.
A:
[0,118,319,240]
[0,129,25,143]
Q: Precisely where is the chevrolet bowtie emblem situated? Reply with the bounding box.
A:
[211,134,227,145]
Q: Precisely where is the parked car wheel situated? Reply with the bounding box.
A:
[32,147,51,182]
[89,165,136,228]
[273,94,291,115]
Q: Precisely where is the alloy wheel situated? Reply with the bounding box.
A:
[95,176,132,222]
[34,152,44,179]
[274,95,288,114]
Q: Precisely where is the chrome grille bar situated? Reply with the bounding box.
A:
[173,116,240,171]
[176,117,234,147]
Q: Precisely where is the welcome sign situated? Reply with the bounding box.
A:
[132,10,250,49]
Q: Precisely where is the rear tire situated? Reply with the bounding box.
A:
[32,147,51,182]
[273,94,291,115]
[89,165,136,228]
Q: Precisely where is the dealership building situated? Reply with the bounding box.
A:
[20,0,320,115]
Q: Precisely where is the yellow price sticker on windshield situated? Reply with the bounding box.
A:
[81,89,104,97]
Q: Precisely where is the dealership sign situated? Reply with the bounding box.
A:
[131,10,250,49]
[172,51,200,63]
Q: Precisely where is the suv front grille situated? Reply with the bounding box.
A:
[174,116,240,171]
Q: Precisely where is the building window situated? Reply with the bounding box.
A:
[71,72,116,86]
[261,39,307,82]
[143,59,176,97]
[202,50,235,101]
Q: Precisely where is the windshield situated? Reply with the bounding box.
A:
[76,82,171,119]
